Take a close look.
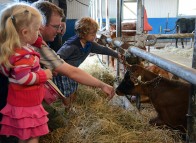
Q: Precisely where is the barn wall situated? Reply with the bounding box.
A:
[0,0,190,39]
[65,0,118,40]
[64,0,89,40]
[145,0,178,18]
[65,0,180,39]
[67,0,90,19]
[145,0,178,34]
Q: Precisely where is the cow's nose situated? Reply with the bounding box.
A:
[115,89,123,96]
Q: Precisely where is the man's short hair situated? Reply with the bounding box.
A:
[32,1,64,25]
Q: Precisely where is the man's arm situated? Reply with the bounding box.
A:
[55,62,114,99]
[56,62,103,87]
[34,44,115,98]
[34,44,64,71]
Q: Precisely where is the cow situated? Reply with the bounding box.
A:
[127,64,171,105]
[145,64,183,81]
[115,64,190,133]
[96,33,142,70]
[103,22,145,69]
[109,22,136,39]
[130,64,183,106]
[109,7,152,40]
[96,7,152,71]
[125,64,179,105]
[107,13,153,68]
[175,18,195,48]
[145,64,171,79]
[96,34,126,69]
[109,22,147,51]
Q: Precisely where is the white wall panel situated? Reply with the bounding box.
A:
[89,0,117,19]
[103,0,178,19]
[66,0,117,19]
[107,0,117,18]
[67,0,90,19]
[66,0,193,19]
[0,0,191,19]
[144,0,178,18]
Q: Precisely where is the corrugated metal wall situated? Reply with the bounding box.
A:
[66,0,178,19]
[0,0,192,40]
[65,0,180,38]
[67,0,90,19]
[0,0,178,19]
[145,0,178,18]
[143,0,178,34]
[0,0,188,38]
[66,0,118,19]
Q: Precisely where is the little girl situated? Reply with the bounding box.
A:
[0,2,52,143]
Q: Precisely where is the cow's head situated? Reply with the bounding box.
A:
[115,71,135,95]
[96,34,108,46]
[116,65,145,96]
[127,65,143,77]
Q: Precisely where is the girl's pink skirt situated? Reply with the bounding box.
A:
[0,103,49,140]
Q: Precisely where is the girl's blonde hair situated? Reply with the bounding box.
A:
[0,2,43,67]
[74,17,99,38]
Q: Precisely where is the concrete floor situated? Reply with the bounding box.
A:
[149,41,193,68]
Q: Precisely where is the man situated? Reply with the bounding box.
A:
[19,0,67,52]
[32,2,115,129]
[47,0,67,52]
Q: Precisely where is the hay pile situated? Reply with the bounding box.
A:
[150,44,193,68]
[40,55,184,143]
[153,44,193,59]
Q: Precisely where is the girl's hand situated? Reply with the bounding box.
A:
[44,69,52,80]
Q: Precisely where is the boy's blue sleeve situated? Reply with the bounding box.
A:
[91,42,118,58]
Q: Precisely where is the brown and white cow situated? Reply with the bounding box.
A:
[109,22,137,39]
[125,64,177,104]
[145,64,171,79]
[145,64,184,81]
[116,64,190,133]
[107,19,152,68]
[109,7,152,39]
